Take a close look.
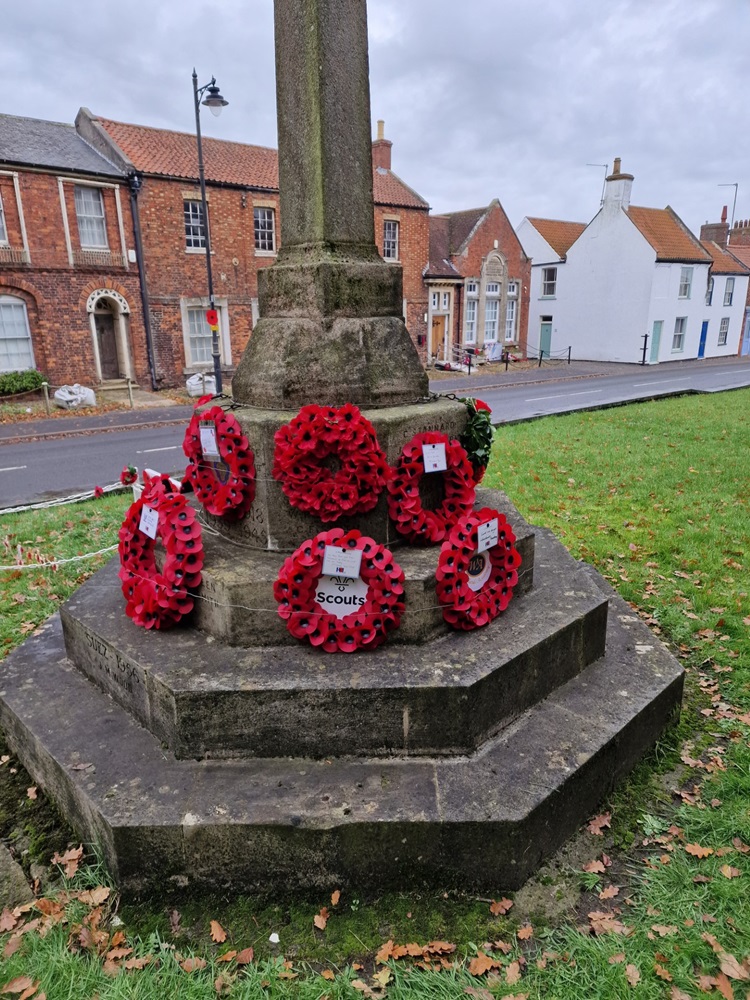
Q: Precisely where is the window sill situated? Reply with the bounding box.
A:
[540,295,556,300]
[185,247,212,255]
[255,250,277,258]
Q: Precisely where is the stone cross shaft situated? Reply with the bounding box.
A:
[231,0,427,408]
[274,0,377,260]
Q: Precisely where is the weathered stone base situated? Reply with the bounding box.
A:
[204,397,468,551]
[0,528,683,896]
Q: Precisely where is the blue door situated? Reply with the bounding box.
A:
[698,321,708,359]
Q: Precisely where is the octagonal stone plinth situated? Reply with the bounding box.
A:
[58,518,607,761]
[201,397,467,552]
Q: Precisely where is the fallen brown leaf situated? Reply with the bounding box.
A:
[517,924,533,940]
[50,844,83,879]
[314,907,329,931]
[720,865,741,880]
[608,953,625,964]
[587,812,611,836]
[320,970,335,981]
[26,787,37,800]
[582,859,606,874]
[714,971,734,999]
[76,887,111,907]
[469,952,498,977]
[489,898,514,916]
[235,947,254,965]
[464,987,494,1000]
[180,957,207,973]
[0,978,35,996]
[210,920,227,944]
[685,843,714,858]
[655,962,672,981]
[505,961,522,984]
[599,886,619,900]
[625,963,640,987]
[216,951,236,964]
[718,952,749,981]
[372,968,392,988]
[670,988,691,1000]
[331,890,341,907]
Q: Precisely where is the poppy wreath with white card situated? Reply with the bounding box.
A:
[273,527,405,652]
[118,474,204,629]
[272,403,389,523]
[435,506,521,630]
[182,405,256,520]
[386,430,476,544]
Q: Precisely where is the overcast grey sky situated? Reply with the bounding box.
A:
[2,0,748,234]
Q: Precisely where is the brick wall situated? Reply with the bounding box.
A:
[373,203,429,360]
[0,168,147,386]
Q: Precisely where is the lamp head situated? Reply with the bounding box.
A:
[202,83,228,117]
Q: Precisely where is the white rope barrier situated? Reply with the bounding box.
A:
[0,545,118,573]
[0,482,125,517]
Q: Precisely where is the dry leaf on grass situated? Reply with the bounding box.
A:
[210,921,227,944]
[685,843,714,858]
[505,961,522,984]
[517,924,533,941]
[599,886,619,900]
[608,953,625,964]
[625,964,640,987]
[651,924,679,937]
[320,970,335,981]
[50,845,83,878]
[670,988,691,1000]
[26,787,37,800]
[235,947,254,965]
[216,951,236,964]
[720,865,741,879]
[180,957,207,973]
[655,963,672,981]
[718,952,750,981]
[0,978,35,996]
[76,887,111,907]
[489,898,514,916]
[350,979,377,997]
[372,969,392,988]
[713,972,735,1000]
[464,987,494,1000]
[314,907,330,931]
[468,952,499,977]
[331,890,341,907]
[587,812,612,836]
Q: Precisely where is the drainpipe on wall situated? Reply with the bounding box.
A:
[128,172,159,391]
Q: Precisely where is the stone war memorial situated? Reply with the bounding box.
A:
[0,0,683,895]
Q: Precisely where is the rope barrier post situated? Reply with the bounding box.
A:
[567,346,572,365]
[42,381,51,416]
[538,351,544,368]
[127,378,134,409]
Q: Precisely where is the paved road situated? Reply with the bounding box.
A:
[481,359,750,423]
[1,360,749,508]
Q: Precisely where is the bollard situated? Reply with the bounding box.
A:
[127,378,134,409]
[538,351,544,368]
[42,381,51,416]
[567,346,572,365]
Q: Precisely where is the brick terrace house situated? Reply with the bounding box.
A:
[701,208,750,355]
[424,200,530,365]
[0,114,147,387]
[77,111,431,386]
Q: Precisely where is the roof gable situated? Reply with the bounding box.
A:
[0,113,123,177]
[525,217,586,258]
[626,205,710,263]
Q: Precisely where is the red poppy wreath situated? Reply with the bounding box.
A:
[272,404,389,522]
[273,528,405,652]
[182,406,256,520]
[435,506,521,630]
[118,475,204,630]
[386,431,476,544]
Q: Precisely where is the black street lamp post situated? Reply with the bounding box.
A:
[192,69,229,394]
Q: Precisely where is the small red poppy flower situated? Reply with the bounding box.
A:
[93,485,104,498]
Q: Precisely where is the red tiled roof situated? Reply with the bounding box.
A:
[525,218,586,258]
[701,240,750,275]
[626,206,710,263]
[98,117,278,189]
[96,117,427,208]
[729,245,750,268]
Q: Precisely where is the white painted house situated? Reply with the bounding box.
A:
[517,160,750,364]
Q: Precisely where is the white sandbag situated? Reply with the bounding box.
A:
[53,384,97,409]
[185,373,216,397]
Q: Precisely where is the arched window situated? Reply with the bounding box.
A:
[0,295,34,372]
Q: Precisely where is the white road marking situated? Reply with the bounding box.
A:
[0,465,28,472]
[136,446,180,455]
[631,377,691,387]
[524,389,603,402]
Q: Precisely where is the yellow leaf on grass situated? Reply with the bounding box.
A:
[373,968,392,988]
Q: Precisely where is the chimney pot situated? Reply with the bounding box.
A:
[613,156,621,174]
[721,205,728,223]
[377,119,385,141]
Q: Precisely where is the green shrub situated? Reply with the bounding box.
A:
[0,369,45,396]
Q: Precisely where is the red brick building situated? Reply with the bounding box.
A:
[425,200,530,365]
[0,114,147,388]
[78,111,431,385]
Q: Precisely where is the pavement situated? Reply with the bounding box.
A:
[1,354,748,446]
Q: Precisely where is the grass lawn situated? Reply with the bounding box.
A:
[0,389,748,998]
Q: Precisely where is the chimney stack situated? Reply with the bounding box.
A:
[700,205,730,248]
[603,156,634,212]
[372,119,392,171]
